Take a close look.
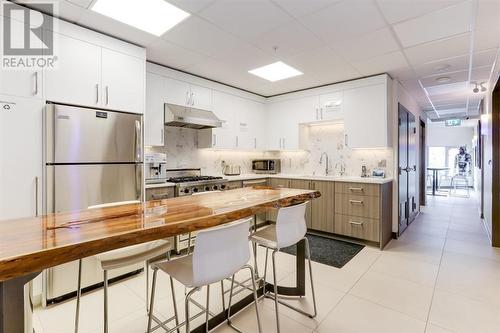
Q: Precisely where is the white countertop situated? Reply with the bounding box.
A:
[145,174,393,189]
[224,174,393,184]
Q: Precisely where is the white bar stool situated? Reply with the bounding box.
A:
[251,202,317,333]
[74,201,174,333]
[147,217,262,333]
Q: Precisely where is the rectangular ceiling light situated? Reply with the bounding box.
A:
[91,0,190,36]
[248,61,303,82]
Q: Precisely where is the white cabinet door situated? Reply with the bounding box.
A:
[245,99,266,150]
[164,77,190,106]
[265,102,285,150]
[266,99,300,150]
[44,32,101,107]
[343,83,388,148]
[294,96,320,123]
[145,72,165,146]
[101,48,144,114]
[0,17,42,99]
[319,91,343,121]
[0,96,44,219]
[198,91,236,149]
[189,84,212,110]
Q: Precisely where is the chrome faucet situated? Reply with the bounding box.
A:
[319,152,330,176]
[335,160,346,176]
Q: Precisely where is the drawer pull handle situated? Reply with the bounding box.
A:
[152,193,169,199]
[349,199,364,205]
[349,221,364,226]
[349,187,364,191]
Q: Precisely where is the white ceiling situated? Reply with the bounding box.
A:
[23,0,500,119]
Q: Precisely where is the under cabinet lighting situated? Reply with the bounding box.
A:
[91,0,190,36]
[248,61,303,82]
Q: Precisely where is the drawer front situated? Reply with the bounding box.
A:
[226,180,243,189]
[335,194,380,219]
[335,182,379,197]
[335,214,379,242]
[146,187,175,200]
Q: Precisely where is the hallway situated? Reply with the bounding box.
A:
[33,193,500,333]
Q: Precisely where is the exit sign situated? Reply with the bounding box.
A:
[445,119,462,127]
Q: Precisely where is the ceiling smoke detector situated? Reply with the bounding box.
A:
[435,76,451,83]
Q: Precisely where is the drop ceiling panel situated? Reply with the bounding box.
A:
[472,48,498,68]
[198,0,292,42]
[252,20,324,59]
[404,33,471,66]
[393,1,472,48]
[475,0,500,31]
[299,1,386,45]
[271,0,341,18]
[334,27,400,62]
[471,66,492,82]
[147,39,207,70]
[474,26,500,52]
[352,51,409,76]
[376,0,462,24]
[413,54,469,78]
[425,81,468,96]
[166,0,216,14]
[420,70,469,88]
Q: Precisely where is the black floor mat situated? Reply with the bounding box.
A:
[280,233,365,268]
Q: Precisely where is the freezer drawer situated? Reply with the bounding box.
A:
[45,164,142,215]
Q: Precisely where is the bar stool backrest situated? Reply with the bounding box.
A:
[193,217,252,286]
[275,202,308,249]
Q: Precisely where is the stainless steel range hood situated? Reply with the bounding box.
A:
[164,103,223,129]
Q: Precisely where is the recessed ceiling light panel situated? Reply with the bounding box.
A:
[92,0,190,36]
[248,61,303,82]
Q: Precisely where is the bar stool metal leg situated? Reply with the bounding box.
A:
[103,270,109,333]
[304,237,317,318]
[74,259,82,333]
[185,287,200,333]
[146,261,150,313]
[271,250,281,333]
[205,285,210,333]
[169,276,181,333]
[147,267,158,333]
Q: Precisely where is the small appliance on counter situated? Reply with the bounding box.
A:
[252,159,281,174]
[372,168,386,178]
[223,164,241,176]
[145,152,167,184]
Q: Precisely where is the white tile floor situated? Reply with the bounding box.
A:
[34,193,500,333]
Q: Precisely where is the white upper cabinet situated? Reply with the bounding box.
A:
[319,91,344,121]
[145,72,165,146]
[0,17,42,99]
[164,77,212,110]
[266,100,300,151]
[198,90,236,149]
[101,48,144,114]
[189,84,212,110]
[44,33,102,107]
[343,83,389,148]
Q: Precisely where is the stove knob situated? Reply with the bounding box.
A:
[213,185,218,190]
[183,188,190,194]
[193,188,198,193]
[205,186,210,191]
[220,184,226,190]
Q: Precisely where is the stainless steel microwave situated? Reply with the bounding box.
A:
[252,159,281,174]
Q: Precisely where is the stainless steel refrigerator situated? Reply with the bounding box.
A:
[42,103,143,304]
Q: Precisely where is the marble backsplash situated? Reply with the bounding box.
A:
[147,124,393,178]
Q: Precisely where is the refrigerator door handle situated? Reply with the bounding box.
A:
[134,120,142,162]
[135,164,142,201]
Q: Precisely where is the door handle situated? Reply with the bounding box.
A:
[35,176,39,216]
[134,120,142,162]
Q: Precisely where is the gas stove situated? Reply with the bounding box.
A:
[165,169,228,197]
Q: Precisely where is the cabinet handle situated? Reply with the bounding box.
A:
[349,221,364,226]
[33,72,38,96]
[186,91,190,105]
[95,84,99,104]
[105,86,109,105]
[212,134,216,147]
[190,92,194,105]
[349,187,364,192]
[321,108,324,119]
[349,199,364,205]
[345,134,348,147]
[282,138,285,149]
[35,176,39,216]
[254,138,257,149]
[160,128,164,144]
[316,108,319,120]
[236,136,238,148]
[151,193,170,200]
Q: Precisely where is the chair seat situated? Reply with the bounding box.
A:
[95,239,172,271]
[251,225,278,249]
[154,254,197,288]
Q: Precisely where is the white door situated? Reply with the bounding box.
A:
[101,48,145,114]
[189,84,212,110]
[319,91,343,121]
[145,72,165,146]
[0,16,42,99]
[343,83,388,148]
[44,32,101,107]
[164,77,190,106]
[0,96,44,219]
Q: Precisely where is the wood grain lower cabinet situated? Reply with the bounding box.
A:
[289,179,312,228]
[226,180,243,190]
[145,187,174,200]
[310,181,335,233]
[267,178,291,222]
